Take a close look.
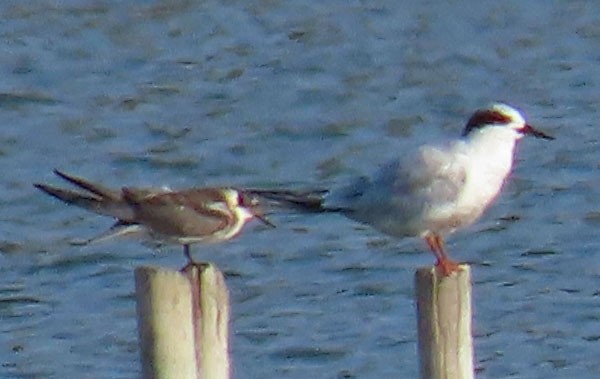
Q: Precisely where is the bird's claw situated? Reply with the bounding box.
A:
[435,258,462,276]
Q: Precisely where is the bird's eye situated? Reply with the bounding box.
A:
[240,192,260,207]
[237,192,245,206]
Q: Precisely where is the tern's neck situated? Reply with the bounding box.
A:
[466,126,519,164]
[446,126,520,228]
[462,126,519,199]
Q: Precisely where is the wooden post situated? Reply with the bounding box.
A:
[135,264,231,379]
[415,266,474,379]
[183,263,231,379]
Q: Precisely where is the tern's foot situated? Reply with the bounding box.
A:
[180,261,194,273]
[180,258,209,274]
[435,258,462,276]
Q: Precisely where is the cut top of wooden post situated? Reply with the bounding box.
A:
[135,264,231,379]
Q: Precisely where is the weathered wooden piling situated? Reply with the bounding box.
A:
[415,266,474,379]
[135,264,231,379]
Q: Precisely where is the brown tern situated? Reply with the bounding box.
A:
[34,170,274,265]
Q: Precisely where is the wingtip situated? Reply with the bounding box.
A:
[33,182,50,193]
[53,168,72,182]
[32,182,66,201]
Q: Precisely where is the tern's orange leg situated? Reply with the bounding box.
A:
[424,233,461,276]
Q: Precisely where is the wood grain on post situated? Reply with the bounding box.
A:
[415,266,474,379]
[183,263,231,379]
[135,264,231,379]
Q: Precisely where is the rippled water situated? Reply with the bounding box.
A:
[1,1,599,378]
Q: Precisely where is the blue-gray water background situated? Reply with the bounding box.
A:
[1,1,599,378]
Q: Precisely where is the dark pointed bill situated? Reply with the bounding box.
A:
[254,212,276,228]
[238,191,276,228]
[246,204,276,228]
[521,124,554,140]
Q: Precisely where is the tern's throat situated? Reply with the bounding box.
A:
[459,127,519,212]
[467,126,519,168]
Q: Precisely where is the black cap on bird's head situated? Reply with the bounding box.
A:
[462,103,554,140]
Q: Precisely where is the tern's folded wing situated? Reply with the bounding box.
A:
[122,188,232,240]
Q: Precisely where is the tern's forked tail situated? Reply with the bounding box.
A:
[33,169,135,221]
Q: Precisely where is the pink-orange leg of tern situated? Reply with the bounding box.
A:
[424,232,461,276]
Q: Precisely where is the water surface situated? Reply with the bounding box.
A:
[1,1,598,378]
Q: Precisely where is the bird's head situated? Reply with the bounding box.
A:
[462,103,554,141]
[235,190,276,228]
